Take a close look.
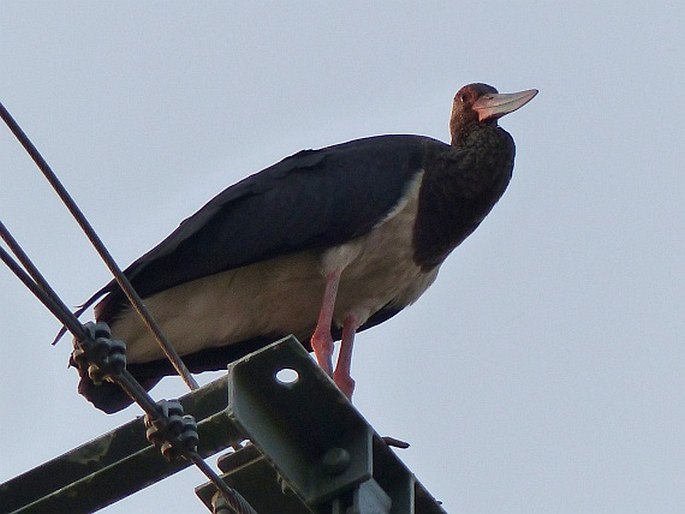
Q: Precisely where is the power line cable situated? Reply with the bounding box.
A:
[1,102,257,513]
[0,101,198,391]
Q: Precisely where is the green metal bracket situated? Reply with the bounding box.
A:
[2,335,447,513]
[195,336,447,514]
[228,335,373,506]
[0,374,242,513]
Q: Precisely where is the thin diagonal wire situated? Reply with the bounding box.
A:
[0,242,254,513]
[1,103,249,511]
[0,101,198,391]
[116,369,256,513]
[0,228,166,416]
[188,453,258,514]
[0,220,80,328]
[0,243,88,340]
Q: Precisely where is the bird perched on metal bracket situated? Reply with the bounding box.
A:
[72,83,537,413]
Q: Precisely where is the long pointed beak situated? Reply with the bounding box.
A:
[473,89,538,122]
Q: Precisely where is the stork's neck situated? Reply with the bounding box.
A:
[450,118,498,147]
[412,125,516,270]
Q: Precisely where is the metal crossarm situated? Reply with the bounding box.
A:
[1,337,447,513]
[0,376,242,513]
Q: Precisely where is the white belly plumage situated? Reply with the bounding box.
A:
[110,174,439,364]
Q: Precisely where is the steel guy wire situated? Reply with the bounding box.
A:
[0,227,255,514]
[0,100,198,391]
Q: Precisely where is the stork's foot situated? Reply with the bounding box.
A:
[333,368,356,399]
[331,313,359,399]
[310,329,334,375]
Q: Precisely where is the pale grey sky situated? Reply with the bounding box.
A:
[1,2,683,513]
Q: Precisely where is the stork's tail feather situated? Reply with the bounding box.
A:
[51,284,113,345]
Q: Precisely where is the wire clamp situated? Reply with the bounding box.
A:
[71,321,127,385]
[144,399,199,461]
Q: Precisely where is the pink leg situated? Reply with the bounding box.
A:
[333,314,359,399]
[310,270,341,375]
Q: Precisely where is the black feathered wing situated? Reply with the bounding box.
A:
[90,135,445,322]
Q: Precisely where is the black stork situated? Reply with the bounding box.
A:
[73,83,537,413]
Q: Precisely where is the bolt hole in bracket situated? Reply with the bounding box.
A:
[196,335,447,514]
[227,336,372,506]
[274,367,300,387]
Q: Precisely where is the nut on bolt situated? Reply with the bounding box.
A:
[321,447,350,476]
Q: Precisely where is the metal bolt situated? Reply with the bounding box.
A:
[321,447,350,476]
